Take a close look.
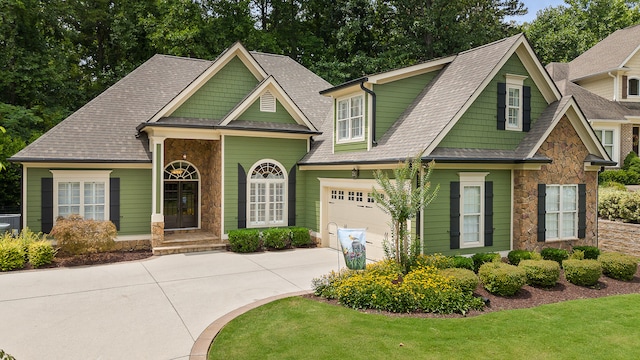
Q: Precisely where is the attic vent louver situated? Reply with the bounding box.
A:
[260,91,276,112]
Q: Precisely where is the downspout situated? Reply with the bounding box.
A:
[608,72,617,101]
[360,81,377,147]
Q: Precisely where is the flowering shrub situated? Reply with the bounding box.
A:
[312,260,484,314]
[411,253,454,270]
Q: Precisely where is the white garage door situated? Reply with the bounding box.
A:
[327,189,391,261]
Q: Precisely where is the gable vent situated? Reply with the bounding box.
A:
[260,91,276,112]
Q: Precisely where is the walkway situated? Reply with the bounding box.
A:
[0,248,345,360]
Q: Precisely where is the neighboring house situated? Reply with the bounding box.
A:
[547,24,640,167]
[10,34,613,257]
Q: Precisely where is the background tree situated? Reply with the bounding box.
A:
[371,157,439,273]
[524,0,640,64]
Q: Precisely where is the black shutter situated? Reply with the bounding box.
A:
[237,164,247,228]
[497,82,506,130]
[484,181,493,247]
[110,178,120,230]
[623,75,628,99]
[41,178,54,233]
[537,184,546,242]
[523,86,531,132]
[578,184,587,238]
[450,182,460,249]
[288,165,296,226]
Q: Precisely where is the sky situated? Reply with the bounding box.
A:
[511,0,567,23]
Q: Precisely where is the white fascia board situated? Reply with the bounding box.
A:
[620,44,640,70]
[367,56,456,85]
[219,76,317,132]
[149,43,268,123]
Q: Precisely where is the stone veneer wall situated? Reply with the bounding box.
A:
[513,116,598,251]
[598,220,640,257]
[165,139,222,237]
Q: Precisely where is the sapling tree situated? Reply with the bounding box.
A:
[371,155,439,273]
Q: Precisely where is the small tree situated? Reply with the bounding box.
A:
[371,155,439,273]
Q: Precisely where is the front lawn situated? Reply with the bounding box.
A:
[209,294,640,359]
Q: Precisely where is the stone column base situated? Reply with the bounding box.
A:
[151,221,165,248]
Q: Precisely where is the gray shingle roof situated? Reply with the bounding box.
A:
[300,34,524,165]
[569,24,640,81]
[558,81,630,120]
[11,50,331,163]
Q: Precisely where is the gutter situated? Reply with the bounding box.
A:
[360,80,377,147]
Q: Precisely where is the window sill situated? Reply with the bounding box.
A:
[336,138,365,145]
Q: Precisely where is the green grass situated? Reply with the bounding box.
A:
[209,294,640,359]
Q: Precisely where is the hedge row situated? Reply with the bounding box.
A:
[228,227,314,253]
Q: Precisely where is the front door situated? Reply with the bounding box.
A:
[164,181,198,229]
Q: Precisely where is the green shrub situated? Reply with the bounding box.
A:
[451,255,474,271]
[572,245,600,260]
[478,262,527,296]
[507,250,538,266]
[228,229,262,253]
[412,253,454,270]
[563,259,602,286]
[0,349,16,360]
[623,151,637,170]
[50,214,116,255]
[570,249,585,260]
[289,227,313,247]
[598,252,638,281]
[599,181,627,191]
[28,240,57,268]
[598,169,639,185]
[440,267,479,293]
[518,259,560,288]
[598,187,629,221]
[262,227,291,250]
[541,247,569,266]
[471,252,501,273]
[0,240,26,271]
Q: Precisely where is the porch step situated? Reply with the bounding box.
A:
[152,243,228,256]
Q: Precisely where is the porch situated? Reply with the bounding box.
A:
[152,229,228,256]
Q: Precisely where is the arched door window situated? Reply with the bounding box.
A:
[248,161,286,227]
[164,161,199,229]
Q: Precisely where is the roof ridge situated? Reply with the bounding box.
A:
[458,33,522,55]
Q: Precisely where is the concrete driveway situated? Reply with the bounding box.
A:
[0,248,345,360]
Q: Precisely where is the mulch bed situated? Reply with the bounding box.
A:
[23,250,153,270]
[305,265,640,318]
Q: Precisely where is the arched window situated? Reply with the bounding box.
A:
[164,161,199,229]
[164,161,199,180]
[248,161,286,227]
[629,77,639,96]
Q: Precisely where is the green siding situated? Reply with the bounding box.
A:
[26,168,151,235]
[171,57,259,119]
[26,168,48,232]
[374,72,438,139]
[111,169,152,235]
[223,136,308,233]
[236,99,298,124]
[334,95,369,152]
[438,54,547,150]
[422,169,512,255]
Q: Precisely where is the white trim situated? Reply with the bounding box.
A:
[260,90,276,112]
[22,165,27,229]
[149,43,268,123]
[335,93,365,144]
[368,56,456,85]
[620,44,640,70]
[592,126,619,165]
[19,163,152,169]
[50,170,112,222]
[544,184,579,241]
[246,159,288,228]
[220,135,226,237]
[627,76,640,97]
[424,36,561,156]
[219,76,318,131]
[458,172,489,249]
[505,83,523,131]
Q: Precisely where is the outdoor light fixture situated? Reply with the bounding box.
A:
[351,167,359,179]
[182,152,187,160]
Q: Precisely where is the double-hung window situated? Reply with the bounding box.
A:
[458,172,488,248]
[51,170,111,221]
[504,74,527,131]
[629,77,639,97]
[545,185,578,240]
[336,95,364,142]
[248,161,287,227]
[594,128,617,164]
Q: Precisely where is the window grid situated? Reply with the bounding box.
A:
[248,162,286,227]
[545,185,578,240]
[462,185,482,244]
[595,129,614,159]
[57,181,106,220]
[336,95,364,142]
[507,86,521,129]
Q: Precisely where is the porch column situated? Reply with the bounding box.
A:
[150,136,166,247]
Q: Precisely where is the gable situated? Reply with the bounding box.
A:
[437,53,547,150]
[235,98,298,125]
[170,57,259,119]
[373,71,440,140]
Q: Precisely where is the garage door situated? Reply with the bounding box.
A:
[327,189,391,261]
